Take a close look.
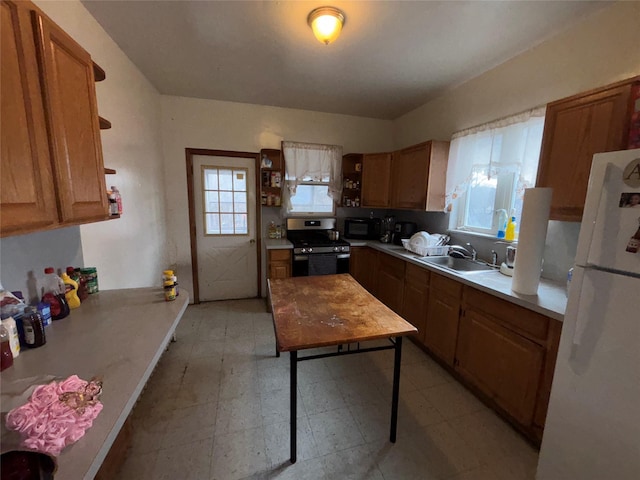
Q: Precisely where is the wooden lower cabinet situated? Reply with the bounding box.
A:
[375,252,405,314]
[401,263,429,343]
[360,250,561,443]
[424,273,462,366]
[267,249,291,279]
[456,308,545,426]
[349,246,378,293]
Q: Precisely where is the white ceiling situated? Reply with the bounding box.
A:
[82,0,610,120]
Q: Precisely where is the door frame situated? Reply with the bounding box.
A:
[185,148,262,303]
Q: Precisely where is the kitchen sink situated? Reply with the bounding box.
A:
[417,256,497,273]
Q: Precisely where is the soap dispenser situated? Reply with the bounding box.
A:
[505,209,517,241]
[496,209,508,239]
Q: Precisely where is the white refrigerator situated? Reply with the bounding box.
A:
[537,149,640,480]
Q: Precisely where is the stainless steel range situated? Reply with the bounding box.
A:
[286,218,350,276]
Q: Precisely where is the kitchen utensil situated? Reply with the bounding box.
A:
[382,215,395,236]
[328,230,340,241]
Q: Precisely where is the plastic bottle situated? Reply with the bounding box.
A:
[108,189,118,215]
[61,273,81,309]
[162,269,179,297]
[1,317,20,358]
[69,267,89,301]
[496,209,508,239]
[566,267,574,297]
[17,307,46,348]
[37,302,52,327]
[163,279,176,301]
[0,324,13,371]
[505,209,517,241]
[111,185,123,215]
[41,268,70,320]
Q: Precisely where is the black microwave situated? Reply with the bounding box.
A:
[344,217,381,239]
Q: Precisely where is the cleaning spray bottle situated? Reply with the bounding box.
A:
[496,209,508,239]
[505,209,517,241]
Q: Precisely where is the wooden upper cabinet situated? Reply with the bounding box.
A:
[33,10,108,223]
[361,152,392,208]
[536,78,637,221]
[0,0,58,235]
[391,141,449,210]
[1,0,111,237]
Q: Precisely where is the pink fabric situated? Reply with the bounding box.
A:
[5,375,103,456]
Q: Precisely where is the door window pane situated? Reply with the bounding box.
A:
[234,192,247,213]
[205,191,219,212]
[205,214,220,235]
[202,166,249,235]
[219,191,233,212]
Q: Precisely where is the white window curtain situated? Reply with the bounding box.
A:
[282,141,343,210]
[445,107,546,212]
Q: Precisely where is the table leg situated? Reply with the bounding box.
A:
[390,336,403,443]
[290,350,297,463]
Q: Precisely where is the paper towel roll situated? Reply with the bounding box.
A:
[512,188,553,295]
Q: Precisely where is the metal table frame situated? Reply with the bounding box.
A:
[284,337,404,463]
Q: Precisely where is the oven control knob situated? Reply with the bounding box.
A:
[341,246,348,252]
[308,247,313,253]
[333,246,339,253]
[301,248,307,254]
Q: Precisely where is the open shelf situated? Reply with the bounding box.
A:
[99,116,111,130]
[93,61,106,82]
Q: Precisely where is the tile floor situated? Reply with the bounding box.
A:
[119,299,539,480]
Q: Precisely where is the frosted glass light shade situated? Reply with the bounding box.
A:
[308,7,345,45]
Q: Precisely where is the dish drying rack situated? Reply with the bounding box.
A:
[401,238,450,257]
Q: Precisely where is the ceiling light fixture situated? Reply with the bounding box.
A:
[307,6,345,45]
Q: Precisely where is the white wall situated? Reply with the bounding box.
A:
[21,0,168,290]
[160,95,394,298]
[393,1,640,146]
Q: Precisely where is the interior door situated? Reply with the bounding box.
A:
[193,155,257,301]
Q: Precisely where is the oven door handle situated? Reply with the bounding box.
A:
[294,255,308,261]
[337,254,350,259]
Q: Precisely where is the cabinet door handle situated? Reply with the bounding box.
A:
[250,239,256,244]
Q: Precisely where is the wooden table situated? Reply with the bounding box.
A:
[268,274,417,463]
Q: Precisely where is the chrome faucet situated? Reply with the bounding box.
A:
[449,244,475,260]
[466,243,477,261]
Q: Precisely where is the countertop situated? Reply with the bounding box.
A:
[0,288,189,479]
[264,238,293,249]
[262,235,566,320]
[347,240,567,321]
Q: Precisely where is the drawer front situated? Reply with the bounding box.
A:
[378,252,406,280]
[430,272,462,298]
[269,249,291,262]
[464,287,549,343]
[405,262,429,286]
